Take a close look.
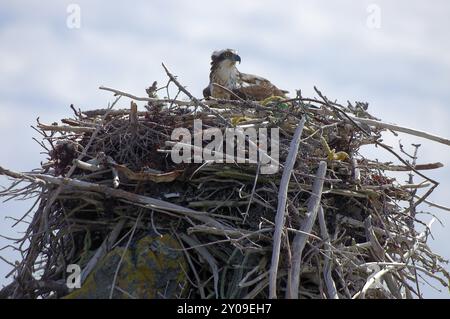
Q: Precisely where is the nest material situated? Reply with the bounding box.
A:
[0,68,449,299]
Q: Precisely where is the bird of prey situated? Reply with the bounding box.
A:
[203,49,288,101]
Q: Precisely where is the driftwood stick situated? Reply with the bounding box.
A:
[418,197,450,212]
[369,162,444,172]
[310,107,450,147]
[350,115,450,147]
[37,124,96,133]
[318,206,339,299]
[81,108,149,117]
[61,118,96,127]
[0,166,44,184]
[99,86,194,106]
[72,159,103,172]
[287,160,327,299]
[269,117,306,299]
[351,158,361,183]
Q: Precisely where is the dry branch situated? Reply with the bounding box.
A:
[318,206,339,299]
[37,124,96,133]
[287,161,327,299]
[269,117,306,299]
[350,115,450,146]
[310,106,450,146]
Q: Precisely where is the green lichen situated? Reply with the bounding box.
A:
[64,234,186,299]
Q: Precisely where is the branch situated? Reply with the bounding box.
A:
[99,86,194,106]
[310,107,450,147]
[363,161,444,172]
[318,206,339,299]
[351,115,450,147]
[269,116,306,299]
[37,124,96,133]
[287,161,327,299]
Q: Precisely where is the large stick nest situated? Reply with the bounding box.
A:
[0,66,449,299]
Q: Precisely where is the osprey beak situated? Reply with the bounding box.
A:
[233,54,241,64]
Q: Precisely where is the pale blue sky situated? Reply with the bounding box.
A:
[1,0,449,298]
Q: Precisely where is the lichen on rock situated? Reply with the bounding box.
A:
[65,234,187,299]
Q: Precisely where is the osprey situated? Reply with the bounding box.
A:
[203,49,288,101]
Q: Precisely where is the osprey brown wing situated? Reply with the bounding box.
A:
[237,72,288,101]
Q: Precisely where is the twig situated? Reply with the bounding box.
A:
[99,86,192,106]
[211,83,245,101]
[243,162,260,223]
[161,63,229,125]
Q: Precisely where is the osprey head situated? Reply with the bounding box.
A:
[205,49,242,99]
[211,49,241,66]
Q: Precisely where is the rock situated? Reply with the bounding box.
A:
[65,234,186,299]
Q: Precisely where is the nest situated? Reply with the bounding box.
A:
[1,66,449,299]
